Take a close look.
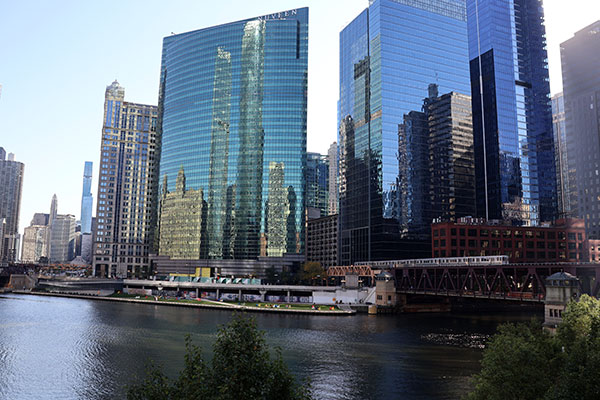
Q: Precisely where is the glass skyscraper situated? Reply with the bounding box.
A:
[80,161,93,234]
[467,0,557,226]
[306,152,329,217]
[156,8,308,260]
[338,0,471,264]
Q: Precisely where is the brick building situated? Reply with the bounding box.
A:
[431,218,588,263]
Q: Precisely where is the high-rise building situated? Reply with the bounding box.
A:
[92,81,158,278]
[551,93,570,218]
[155,8,308,262]
[0,147,24,261]
[50,214,76,263]
[21,224,49,263]
[467,0,557,226]
[306,152,329,217]
[426,87,475,223]
[327,142,339,215]
[338,0,470,264]
[80,161,93,234]
[561,21,600,238]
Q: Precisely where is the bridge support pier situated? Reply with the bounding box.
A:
[238,289,242,302]
[286,290,290,302]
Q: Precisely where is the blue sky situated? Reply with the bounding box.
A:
[0,0,599,237]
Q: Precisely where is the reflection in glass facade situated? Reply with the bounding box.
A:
[156,9,308,260]
[339,0,471,263]
[551,93,570,218]
[467,0,557,226]
[306,152,329,216]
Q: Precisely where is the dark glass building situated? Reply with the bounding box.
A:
[156,8,308,260]
[306,152,329,217]
[338,0,471,264]
[426,87,475,223]
[467,0,557,226]
[561,21,600,238]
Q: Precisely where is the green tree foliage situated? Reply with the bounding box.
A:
[127,313,313,400]
[466,295,600,400]
[301,261,326,285]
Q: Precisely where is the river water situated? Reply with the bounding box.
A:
[0,294,539,399]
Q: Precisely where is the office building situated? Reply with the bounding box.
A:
[306,213,338,268]
[561,21,600,238]
[427,87,475,223]
[156,8,308,264]
[328,142,339,215]
[92,81,158,278]
[21,224,49,263]
[0,147,24,261]
[50,214,76,263]
[551,93,570,218]
[306,152,329,217]
[338,0,471,264]
[80,161,93,234]
[467,0,557,226]
[431,218,588,263]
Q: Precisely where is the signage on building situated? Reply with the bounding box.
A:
[256,9,298,21]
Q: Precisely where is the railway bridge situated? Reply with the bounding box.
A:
[329,256,600,302]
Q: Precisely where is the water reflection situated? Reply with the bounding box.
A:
[0,294,540,399]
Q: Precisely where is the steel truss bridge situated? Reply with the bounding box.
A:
[328,262,600,302]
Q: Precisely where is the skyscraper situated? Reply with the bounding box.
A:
[327,142,339,215]
[80,161,93,234]
[50,214,76,263]
[561,21,600,238]
[467,0,557,226]
[155,8,308,261]
[92,81,158,278]
[21,224,49,263]
[426,87,475,223]
[551,93,570,218]
[338,0,471,264]
[0,147,24,261]
[306,152,329,217]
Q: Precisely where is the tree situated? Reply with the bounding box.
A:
[127,313,313,400]
[301,262,326,285]
[465,295,600,400]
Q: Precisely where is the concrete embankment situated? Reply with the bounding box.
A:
[8,291,355,316]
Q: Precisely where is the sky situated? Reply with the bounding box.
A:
[0,0,599,238]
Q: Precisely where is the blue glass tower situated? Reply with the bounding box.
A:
[80,161,93,234]
[339,0,471,264]
[467,0,557,226]
[156,8,308,260]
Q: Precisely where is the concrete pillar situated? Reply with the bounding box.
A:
[259,289,266,302]
[238,289,242,302]
[286,290,291,303]
[216,288,220,300]
[196,288,199,298]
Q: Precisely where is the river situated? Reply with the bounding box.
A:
[0,294,539,399]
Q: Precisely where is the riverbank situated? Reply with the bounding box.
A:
[7,290,355,315]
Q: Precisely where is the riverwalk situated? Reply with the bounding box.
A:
[7,290,355,315]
